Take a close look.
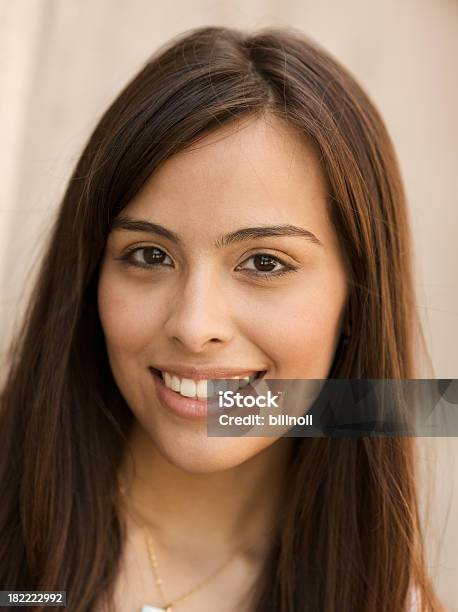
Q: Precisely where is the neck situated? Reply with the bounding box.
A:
[117,419,295,562]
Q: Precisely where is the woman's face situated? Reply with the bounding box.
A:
[98,114,348,473]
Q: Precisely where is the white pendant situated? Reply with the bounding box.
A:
[141,606,168,612]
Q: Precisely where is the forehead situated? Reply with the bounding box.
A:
[120,114,334,245]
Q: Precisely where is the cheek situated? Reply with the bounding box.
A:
[97,270,163,359]
[248,276,346,378]
[280,309,339,376]
[97,269,160,412]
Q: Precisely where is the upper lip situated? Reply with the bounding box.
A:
[150,364,266,381]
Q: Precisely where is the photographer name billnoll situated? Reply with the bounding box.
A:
[216,389,313,427]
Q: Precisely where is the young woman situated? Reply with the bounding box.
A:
[0,25,444,612]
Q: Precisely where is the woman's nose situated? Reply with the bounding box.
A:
[162,268,234,353]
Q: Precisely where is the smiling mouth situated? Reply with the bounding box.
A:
[150,367,267,400]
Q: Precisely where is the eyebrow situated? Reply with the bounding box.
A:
[110,216,323,248]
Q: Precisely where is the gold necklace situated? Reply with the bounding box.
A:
[118,479,275,612]
[142,524,240,612]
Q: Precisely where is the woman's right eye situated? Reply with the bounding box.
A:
[117,246,174,269]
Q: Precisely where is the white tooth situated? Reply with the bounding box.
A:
[163,372,257,396]
[171,375,181,392]
[197,379,214,399]
[180,378,197,398]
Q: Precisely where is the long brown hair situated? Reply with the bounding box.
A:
[0,25,443,611]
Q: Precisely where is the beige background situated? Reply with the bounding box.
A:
[0,1,457,608]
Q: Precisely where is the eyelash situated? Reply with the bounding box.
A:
[115,246,298,280]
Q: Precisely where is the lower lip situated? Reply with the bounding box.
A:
[150,368,264,421]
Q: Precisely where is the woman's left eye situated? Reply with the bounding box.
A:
[236,253,298,279]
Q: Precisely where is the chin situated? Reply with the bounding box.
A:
[153,429,278,474]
